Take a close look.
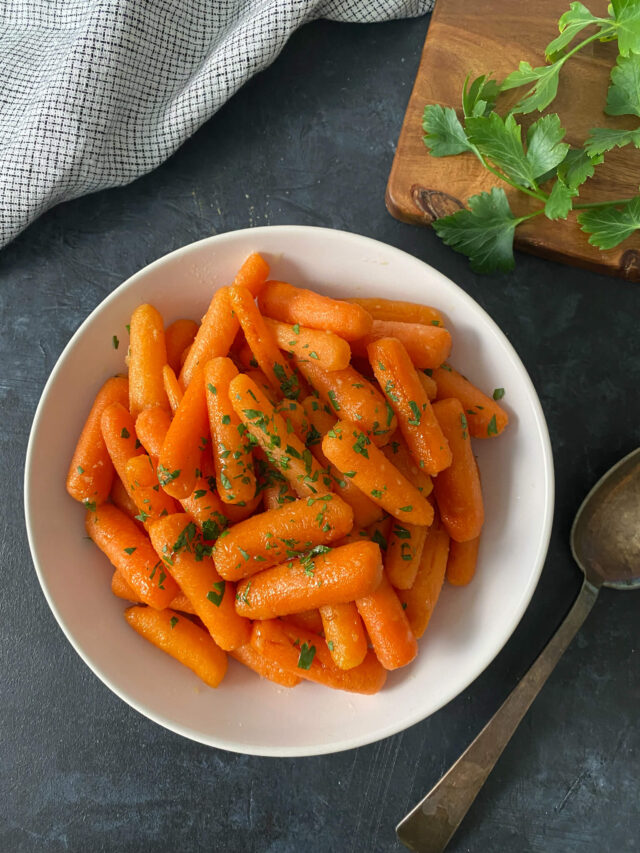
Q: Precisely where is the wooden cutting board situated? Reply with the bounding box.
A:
[386,0,640,279]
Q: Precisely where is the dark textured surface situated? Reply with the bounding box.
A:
[2,14,639,853]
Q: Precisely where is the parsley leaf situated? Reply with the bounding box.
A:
[500,60,562,115]
[557,147,603,187]
[611,0,640,57]
[422,105,473,156]
[605,52,640,116]
[577,196,640,248]
[544,178,578,220]
[462,74,499,118]
[584,127,640,155]
[433,188,519,274]
[545,2,606,61]
[466,113,538,187]
[525,114,570,178]
[297,642,316,670]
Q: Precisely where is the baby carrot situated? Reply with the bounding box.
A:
[179,254,270,388]
[322,421,434,526]
[381,436,433,498]
[353,320,452,369]
[86,503,179,608]
[258,280,373,341]
[111,569,196,614]
[264,317,351,372]
[125,454,179,522]
[158,368,209,499]
[369,337,452,477]
[179,477,230,540]
[319,602,368,670]
[356,572,417,670]
[229,285,301,401]
[128,304,170,419]
[346,297,445,327]
[234,540,383,620]
[214,492,353,580]
[432,365,509,438]
[229,374,332,498]
[432,398,484,542]
[110,476,140,522]
[446,536,480,586]
[244,369,280,405]
[149,513,251,651]
[296,360,396,447]
[418,370,438,401]
[234,341,258,372]
[398,526,450,637]
[66,375,129,506]
[385,520,429,590]
[230,644,301,687]
[162,365,183,414]
[165,318,198,374]
[204,357,256,505]
[251,620,387,694]
[100,402,145,498]
[134,406,172,462]
[282,609,325,635]
[125,606,227,688]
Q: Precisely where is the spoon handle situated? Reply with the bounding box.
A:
[396,578,599,853]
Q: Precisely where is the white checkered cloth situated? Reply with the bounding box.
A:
[0,0,432,247]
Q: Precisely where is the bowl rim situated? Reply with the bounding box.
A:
[24,225,555,757]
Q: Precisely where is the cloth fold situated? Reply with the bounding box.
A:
[0,0,432,247]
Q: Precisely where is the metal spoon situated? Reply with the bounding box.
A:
[396,447,640,853]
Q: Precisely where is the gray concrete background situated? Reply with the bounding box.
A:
[2,13,638,853]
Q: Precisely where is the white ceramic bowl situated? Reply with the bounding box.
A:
[25,226,554,757]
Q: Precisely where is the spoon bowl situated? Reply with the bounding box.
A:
[571,446,640,590]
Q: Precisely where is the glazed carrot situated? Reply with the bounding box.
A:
[296,360,395,447]
[179,477,230,540]
[110,476,140,521]
[322,422,434,526]
[165,318,198,374]
[418,370,438,401]
[353,320,452,369]
[234,341,258,372]
[446,535,480,586]
[385,520,429,590]
[214,493,353,580]
[258,280,373,341]
[179,287,236,387]
[235,540,383,619]
[382,436,433,498]
[128,304,170,419]
[204,357,256,505]
[125,606,227,688]
[251,620,386,694]
[244,369,280,405]
[230,644,301,687]
[162,365,183,414]
[319,602,368,670]
[111,569,196,614]
[346,297,445,328]
[158,368,209,499]
[180,254,270,388]
[229,285,301,401]
[369,337,452,477]
[100,402,144,497]
[356,572,417,670]
[432,365,509,438]
[125,454,179,522]
[304,395,384,527]
[223,496,262,522]
[66,376,129,506]
[264,318,351,372]
[229,374,332,498]
[135,406,172,462]
[149,513,251,651]
[398,526,450,637]
[86,503,179,608]
[432,398,484,542]
[276,398,311,443]
[283,609,324,635]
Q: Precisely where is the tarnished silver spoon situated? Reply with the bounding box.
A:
[397,447,640,853]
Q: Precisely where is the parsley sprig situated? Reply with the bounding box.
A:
[422,0,640,272]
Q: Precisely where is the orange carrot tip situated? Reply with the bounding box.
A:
[432,365,509,438]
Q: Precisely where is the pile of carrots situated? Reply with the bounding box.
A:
[66,253,508,694]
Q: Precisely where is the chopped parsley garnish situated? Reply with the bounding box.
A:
[327,390,340,412]
[77,466,84,474]
[394,526,411,539]
[487,414,498,436]
[408,401,422,426]
[123,547,136,555]
[460,413,469,440]
[493,387,505,400]
[371,489,383,498]
[309,351,319,359]
[170,616,179,629]
[120,427,130,439]
[297,642,316,670]
[327,641,334,652]
[221,414,231,425]
[157,465,180,486]
[399,505,413,512]
[84,500,97,512]
[194,489,207,499]
[112,335,119,350]
[207,581,226,607]
[352,431,370,458]
[238,547,250,562]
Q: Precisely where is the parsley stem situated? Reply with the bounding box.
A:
[514,208,546,226]
[482,161,547,201]
[573,198,633,210]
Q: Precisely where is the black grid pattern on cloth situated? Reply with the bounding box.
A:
[0,0,433,247]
